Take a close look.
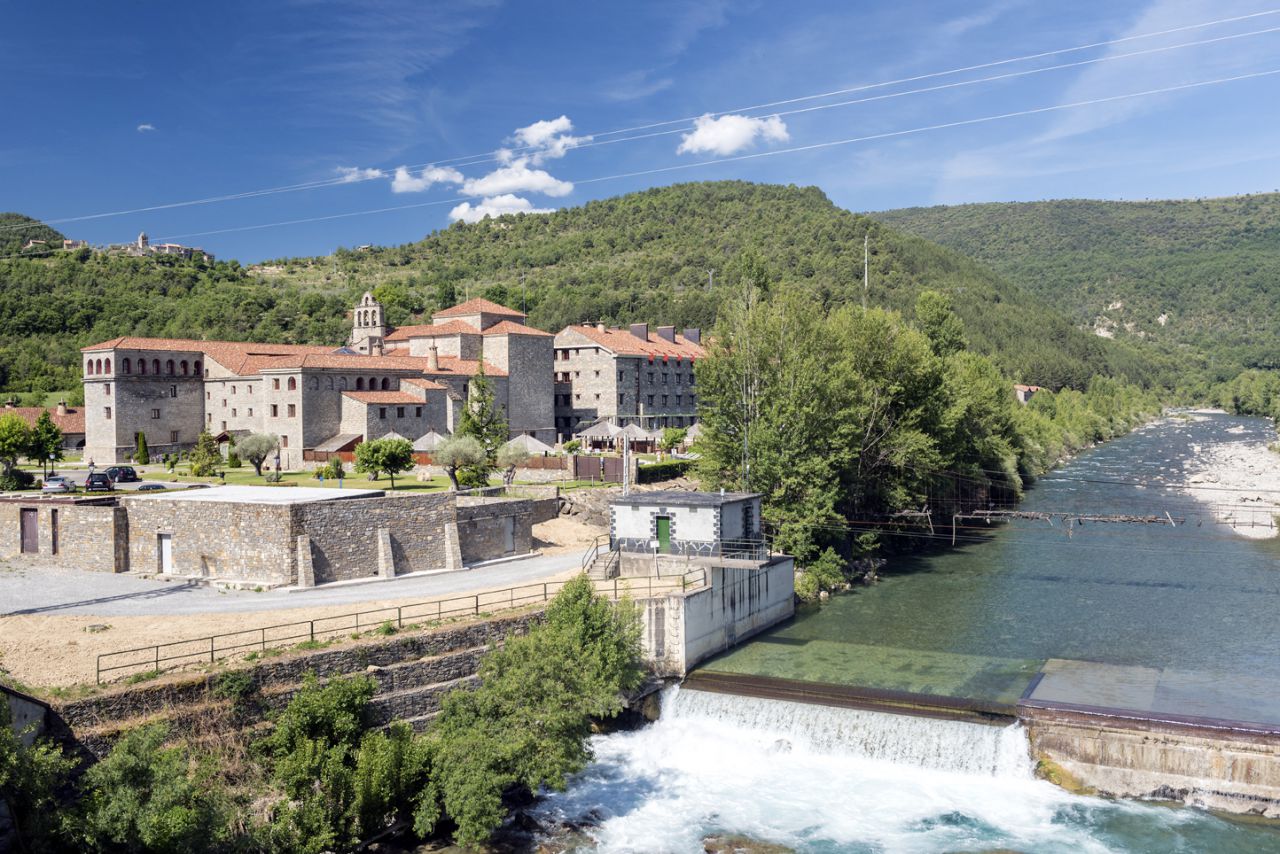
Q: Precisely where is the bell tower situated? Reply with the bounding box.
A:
[350,292,386,355]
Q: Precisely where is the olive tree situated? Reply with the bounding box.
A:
[434,435,485,491]
[236,432,280,477]
[496,441,529,487]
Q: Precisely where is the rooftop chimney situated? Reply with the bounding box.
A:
[56,400,67,416]
[682,328,702,345]
[629,322,649,341]
[656,325,676,343]
[427,345,440,372]
[596,321,607,332]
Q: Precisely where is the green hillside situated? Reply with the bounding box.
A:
[0,213,65,255]
[260,181,1155,389]
[873,194,1280,381]
[0,182,1158,394]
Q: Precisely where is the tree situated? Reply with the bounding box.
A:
[496,441,529,487]
[0,413,32,477]
[456,366,509,488]
[134,432,150,465]
[189,431,221,477]
[353,437,415,489]
[76,724,230,854]
[434,435,485,491]
[0,699,74,852]
[28,410,63,477]
[236,433,279,477]
[659,427,687,452]
[915,290,968,357]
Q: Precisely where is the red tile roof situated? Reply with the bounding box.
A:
[401,377,448,391]
[342,391,425,404]
[481,320,552,337]
[384,320,480,341]
[433,298,526,319]
[2,406,85,435]
[556,325,705,359]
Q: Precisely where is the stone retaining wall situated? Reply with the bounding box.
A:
[456,498,533,564]
[0,499,128,573]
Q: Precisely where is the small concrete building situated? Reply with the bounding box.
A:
[599,490,793,677]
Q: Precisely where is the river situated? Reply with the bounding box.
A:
[530,413,1280,852]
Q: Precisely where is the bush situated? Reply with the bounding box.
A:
[0,699,74,851]
[562,439,581,454]
[225,452,242,468]
[0,468,36,490]
[323,457,345,480]
[636,458,693,484]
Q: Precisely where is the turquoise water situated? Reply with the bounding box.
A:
[706,412,1280,724]
[533,414,1280,852]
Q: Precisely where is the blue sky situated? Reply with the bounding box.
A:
[4,0,1280,262]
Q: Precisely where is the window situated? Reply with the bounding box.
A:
[677,395,683,405]
[287,404,296,417]
[247,408,253,416]
[594,370,600,377]
[170,430,179,444]
[104,358,111,373]
[104,406,112,419]
[574,371,580,378]
[123,358,132,373]
[368,377,377,390]
[195,360,203,375]
[270,404,279,417]
[248,385,253,394]
[222,399,227,408]
[676,373,682,385]
[152,359,161,375]
[326,377,333,390]
[287,377,296,391]
[414,407,422,417]
[231,408,237,417]
[272,378,280,390]
[662,374,669,384]
[647,372,654,383]
[151,409,160,419]
[207,391,211,400]
[380,378,390,390]
[689,373,696,386]
[180,360,188,375]
[166,359,174,375]
[662,395,668,406]
[356,377,365,390]
[647,395,654,405]
[231,385,236,395]
[396,407,405,418]
[379,407,387,419]
[169,385,177,398]
[618,394,625,405]
[282,436,289,448]
[207,414,212,424]
[310,376,319,390]
[139,360,147,375]
[574,393,581,401]
[105,383,111,396]
[594,393,601,401]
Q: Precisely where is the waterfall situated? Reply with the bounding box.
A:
[664,686,1034,778]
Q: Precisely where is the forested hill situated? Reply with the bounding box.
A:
[873,194,1280,377]
[261,181,1153,389]
[0,182,1157,395]
[0,213,64,254]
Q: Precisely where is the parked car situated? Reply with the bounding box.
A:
[41,476,75,494]
[83,473,114,492]
[136,482,167,492]
[105,466,140,483]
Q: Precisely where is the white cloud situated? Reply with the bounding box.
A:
[449,194,553,223]
[390,165,465,193]
[336,166,386,183]
[463,162,573,197]
[677,114,789,156]
[136,123,156,133]
[501,115,590,165]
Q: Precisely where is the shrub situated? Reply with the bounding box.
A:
[323,457,345,480]
[636,458,693,483]
[134,432,150,465]
[0,468,36,490]
[562,439,581,454]
[0,700,74,851]
[225,452,242,469]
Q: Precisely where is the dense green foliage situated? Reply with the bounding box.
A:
[435,434,486,491]
[189,431,222,477]
[2,576,642,852]
[353,436,415,488]
[696,286,1158,597]
[636,458,694,483]
[1211,369,1280,419]
[235,433,278,476]
[0,213,64,255]
[456,369,509,488]
[874,194,1280,387]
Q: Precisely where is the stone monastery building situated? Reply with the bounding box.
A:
[81,296,553,468]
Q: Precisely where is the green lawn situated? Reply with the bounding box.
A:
[141,465,453,492]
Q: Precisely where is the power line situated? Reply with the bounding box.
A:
[145,66,1280,242]
[5,7,1279,234]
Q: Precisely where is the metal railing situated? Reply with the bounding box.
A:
[94,569,708,685]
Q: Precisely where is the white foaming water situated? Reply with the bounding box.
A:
[531,687,1207,854]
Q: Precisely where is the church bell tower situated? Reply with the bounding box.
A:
[350,292,386,355]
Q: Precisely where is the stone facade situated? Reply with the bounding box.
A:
[81,295,554,467]
[294,492,455,583]
[456,497,534,564]
[553,323,703,439]
[0,497,128,573]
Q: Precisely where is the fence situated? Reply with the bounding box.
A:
[95,569,708,684]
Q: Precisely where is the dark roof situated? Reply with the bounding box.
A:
[611,490,759,508]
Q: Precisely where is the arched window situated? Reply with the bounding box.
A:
[339,377,348,390]
[193,360,202,375]
[166,359,175,375]
[139,360,147,375]
[287,377,297,391]
[309,376,320,390]
[368,377,377,390]
[95,358,103,374]
[326,377,334,390]
[356,377,365,390]
[380,377,390,390]
[151,359,161,375]
[86,360,94,376]
[103,358,111,373]
[123,358,132,374]
[180,360,188,375]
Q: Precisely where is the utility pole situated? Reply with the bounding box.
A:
[622,437,631,497]
[518,272,527,312]
[862,232,870,310]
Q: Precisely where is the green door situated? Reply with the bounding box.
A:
[656,516,671,553]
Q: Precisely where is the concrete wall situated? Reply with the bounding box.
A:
[641,557,795,677]
[3,684,49,747]
[1022,705,1280,818]
[0,499,127,573]
[612,498,760,554]
[296,492,455,583]
[456,497,533,564]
